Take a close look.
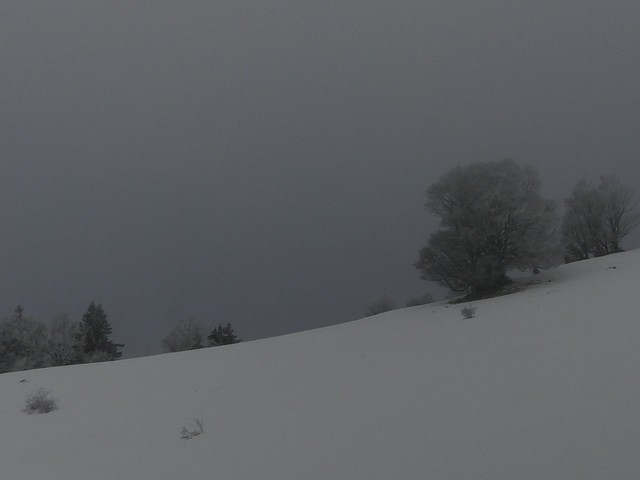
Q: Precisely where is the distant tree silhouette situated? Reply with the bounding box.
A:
[208,323,240,346]
[78,302,123,361]
[405,292,435,307]
[364,295,396,316]
[161,317,205,353]
[563,175,638,262]
[0,305,48,373]
[47,314,82,366]
[415,159,557,297]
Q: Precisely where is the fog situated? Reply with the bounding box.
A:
[1,1,639,355]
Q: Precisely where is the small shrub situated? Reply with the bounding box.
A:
[83,350,114,363]
[180,416,204,439]
[461,306,476,319]
[364,295,396,317]
[23,387,57,414]
[406,292,435,307]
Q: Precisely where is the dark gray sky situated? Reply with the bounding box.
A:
[2,1,639,356]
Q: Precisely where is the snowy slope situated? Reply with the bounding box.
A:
[1,251,640,479]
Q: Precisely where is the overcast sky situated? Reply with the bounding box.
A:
[1,1,639,356]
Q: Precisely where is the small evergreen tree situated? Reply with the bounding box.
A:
[207,323,240,347]
[78,302,123,361]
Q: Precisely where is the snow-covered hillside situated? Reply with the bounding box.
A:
[2,251,640,479]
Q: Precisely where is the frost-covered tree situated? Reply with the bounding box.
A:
[563,175,638,262]
[562,180,605,260]
[415,159,557,297]
[161,317,205,352]
[47,314,82,366]
[599,175,638,252]
[364,295,396,316]
[78,302,123,361]
[0,306,49,373]
[208,322,240,347]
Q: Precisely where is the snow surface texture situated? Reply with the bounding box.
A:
[1,251,640,479]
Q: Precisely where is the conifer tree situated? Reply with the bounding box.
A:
[207,322,240,346]
[78,302,124,361]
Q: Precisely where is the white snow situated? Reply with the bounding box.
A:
[2,251,640,479]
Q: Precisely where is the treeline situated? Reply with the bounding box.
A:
[364,160,637,315]
[0,302,123,374]
[160,318,240,353]
[0,302,242,374]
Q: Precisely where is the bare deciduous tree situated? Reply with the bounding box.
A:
[599,175,638,253]
[562,175,638,262]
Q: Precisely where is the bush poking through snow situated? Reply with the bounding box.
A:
[23,387,57,414]
[461,306,476,319]
[364,295,396,317]
[405,292,435,307]
[180,416,204,439]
